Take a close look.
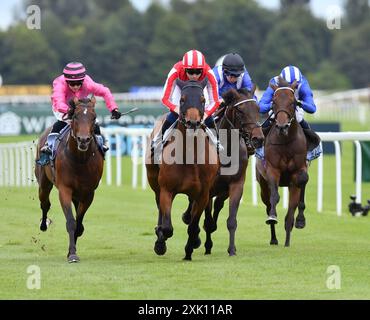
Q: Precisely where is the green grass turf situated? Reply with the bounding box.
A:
[0,146,369,299]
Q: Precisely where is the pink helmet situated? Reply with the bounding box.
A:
[63,62,86,81]
[182,50,206,69]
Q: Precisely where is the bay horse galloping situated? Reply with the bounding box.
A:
[182,86,264,256]
[146,79,219,260]
[256,78,308,247]
[35,97,104,262]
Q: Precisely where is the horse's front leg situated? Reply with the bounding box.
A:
[204,194,227,255]
[226,182,244,256]
[38,174,53,232]
[184,192,209,261]
[154,189,174,256]
[285,185,301,247]
[182,197,192,225]
[59,187,78,263]
[266,167,281,225]
[295,169,309,229]
[74,193,94,244]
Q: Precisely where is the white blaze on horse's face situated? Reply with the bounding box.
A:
[72,105,95,152]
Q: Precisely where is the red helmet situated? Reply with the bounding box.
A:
[182,50,206,69]
[63,62,86,81]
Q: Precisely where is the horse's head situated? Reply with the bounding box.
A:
[69,97,97,152]
[176,79,207,130]
[222,84,264,149]
[270,77,298,136]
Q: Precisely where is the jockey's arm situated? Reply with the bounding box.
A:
[203,70,221,118]
[51,78,71,114]
[241,73,258,101]
[88,76,119,112]
[258,85,274,114]
[298,81,316,114]
[161,69,179,113]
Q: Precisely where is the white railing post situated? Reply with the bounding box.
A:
[251,155,258,206]
[354,140,362,204]
[115,133,122,186]
[334,141,342,216]
[317,142,324,212]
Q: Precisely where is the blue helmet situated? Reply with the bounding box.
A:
[280,65,302,84]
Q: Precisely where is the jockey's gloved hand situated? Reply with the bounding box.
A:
[111,109,121,119]
[219,101,226,109]
[296,100,303,107]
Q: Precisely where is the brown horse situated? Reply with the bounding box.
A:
[182,86,264,255]
[256,78,308,247]
[146,79,219,260]
[35,97,104,262]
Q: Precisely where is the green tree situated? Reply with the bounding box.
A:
[306,61,352,90]
[147,13,197,85]
[0,25,59,84]
[345,0,370,26]
[332,22,370,88]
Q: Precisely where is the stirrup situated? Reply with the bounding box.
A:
[40,145,52,155]
[36,152,51,166]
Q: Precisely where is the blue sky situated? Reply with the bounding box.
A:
[0,0,345,30]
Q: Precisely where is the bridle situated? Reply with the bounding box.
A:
[221,97,261,147]
[179,84,206,130]
[272,87,296,128]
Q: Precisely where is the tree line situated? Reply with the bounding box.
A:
[0,0,368,91]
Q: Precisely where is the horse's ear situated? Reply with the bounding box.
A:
[200,78,208,89]
[222,89,238,106]
[250,82,256,95]
[90,96,96,105]
[180,95,185,105]
[270,81,278,92]
[69,98,78,109]
[291,80,298,90]
[176,79,186,89]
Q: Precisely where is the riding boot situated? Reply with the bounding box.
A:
[94,124,109,152]
[41,133,59,155]
[96,135,109,152]
[204,116,223,152]
[300,120,322,161]
[37,133,59,166]
[255,120,271,160]
[151,119,172,151]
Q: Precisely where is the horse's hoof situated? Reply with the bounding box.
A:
[270,239,279,245]
[183,256,192,261]
[182,213,191,225]
[295,219,306,229]
[266,216,278,225]
[205,250,211,255]
[154,241,167,255]
[68,254,80,263]
[228,248,237,256]
[284,243,290,247]
[192,237,201,249]
[39,218,52,232]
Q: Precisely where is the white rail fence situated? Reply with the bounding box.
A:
[102,128,370,216]
[0,141,37,187]
[2,129,370,217]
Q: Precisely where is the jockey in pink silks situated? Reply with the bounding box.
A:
[39,62,122,163]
